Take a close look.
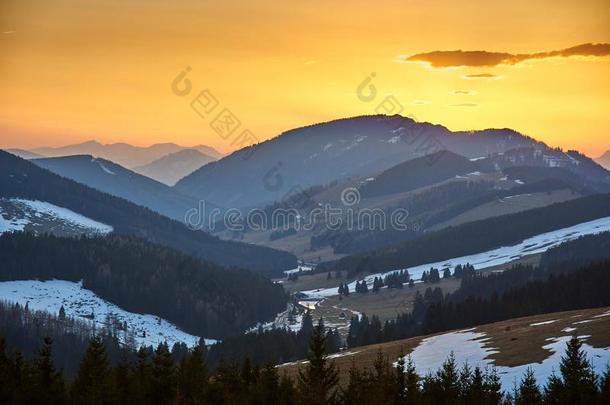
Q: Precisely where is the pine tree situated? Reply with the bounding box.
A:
[72,336,113,405]
[464,366,484,404]
[342,360,366,404]
[543,371,563,405]
[301,311,314,338]
[133,346,152,404]
[438,352,459,399]
[403,355,420,405]
[515,367,542,405]
[114,350,135,404]
[482,367,503,404]
[395,354,407,405]
[297,320,339,405]
[599,366,610,405]
[150,342,176,405]
[32,337,65,405]
[558,335,598,404]
[177,346,208,404]
[58,305,66,321]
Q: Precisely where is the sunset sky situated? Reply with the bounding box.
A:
[1,0,609,157]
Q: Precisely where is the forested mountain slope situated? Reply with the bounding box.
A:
[0,232,287,338]
[0,150,296,275]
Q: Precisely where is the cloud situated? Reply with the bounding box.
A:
[450,103,479,107]
[461,73,502,80]
[454,90,475,95]
[406,43,610,68]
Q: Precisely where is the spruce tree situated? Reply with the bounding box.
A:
[72,336,112,405]
[395,354,407,405]
[150,342,176,405]
[32,337,65,405]
[297,319,339,405]
[558,335,598,404]
[515,367,542,405]
[599,366,610,405]
[543,371,563,405]
[437,352,459,400]
[177,346,208,404]
[404,355,420,405]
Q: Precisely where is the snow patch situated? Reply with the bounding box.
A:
[9,199,113,234]
[0,207,29,234]
[301,216,610,298]
[530,319,559,326]
[0,279,216,348]
[398,330,610,390]
[97,160,116,175]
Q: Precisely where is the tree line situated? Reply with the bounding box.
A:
[1,324,609,404]
[346,259,610,348]
[318,193,610,276]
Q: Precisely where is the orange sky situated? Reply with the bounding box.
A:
[1,0,609,157]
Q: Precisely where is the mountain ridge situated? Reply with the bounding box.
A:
[0,149,296,275]
[133,148,216,185]
[28,140,222,168]
[175,114,603,210]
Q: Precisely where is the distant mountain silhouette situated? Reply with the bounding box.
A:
[133,149,216,185]
[30,140,222,168]
[5,148,45,160]
[596,150,610,170]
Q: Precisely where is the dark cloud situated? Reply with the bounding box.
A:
[462,73,501,79]
[454,90,474,95]
[407,43,610,68]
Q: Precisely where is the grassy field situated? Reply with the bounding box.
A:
[430,189,582,231]
[278,306,610,384]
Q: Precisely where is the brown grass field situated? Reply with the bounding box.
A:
[278,306,610,385]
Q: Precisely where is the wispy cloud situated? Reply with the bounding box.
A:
[453,90,476,95]
[406,43,610,68]
[461,73,502,80]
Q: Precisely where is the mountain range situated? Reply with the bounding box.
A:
[133,149,216,185]
[0,150,296,276]
[31,154,200,222]
[28,140,222,168]
[175,115,607,210]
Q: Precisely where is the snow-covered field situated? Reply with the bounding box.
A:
[0,198,113,235]
[0,279,216,348]
[301,216,610,298]
[400,328,610,390]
